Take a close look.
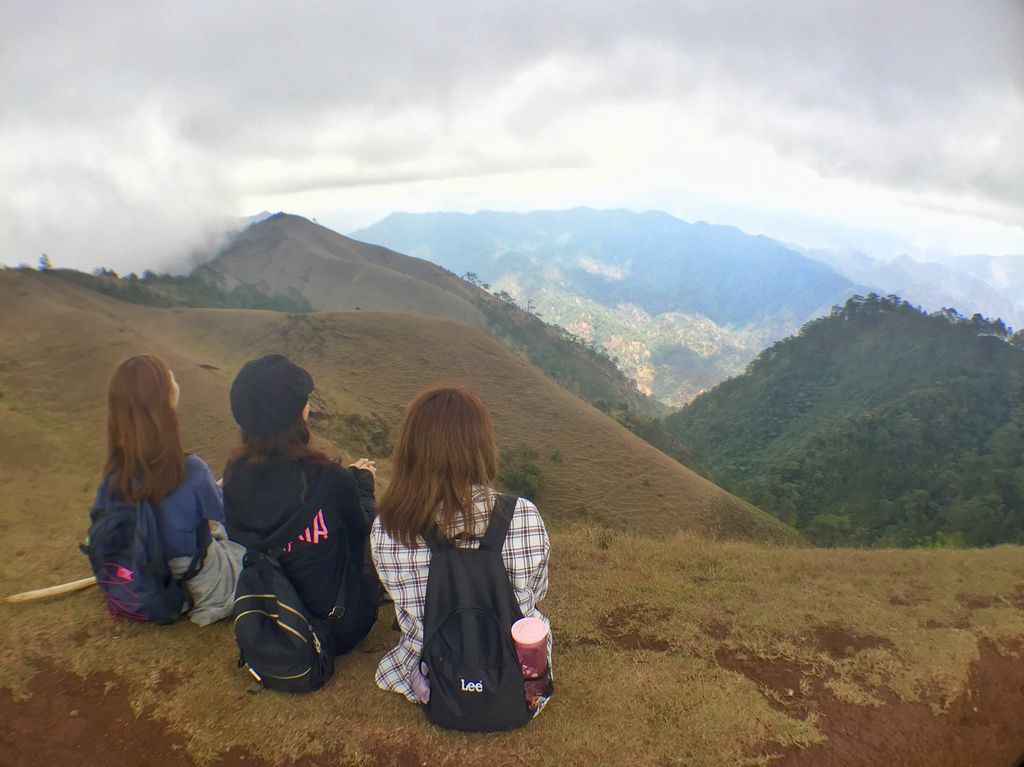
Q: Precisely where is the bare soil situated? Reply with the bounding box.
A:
[0,662,432,767]
[715,646,820,719]
[957,593,997,610]
[5,635,1023,767]
[803,624,894,659]
[744,638,1024,767]
[599,604,673,651]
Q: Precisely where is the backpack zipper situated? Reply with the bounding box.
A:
[234,594,315,644]
[234,608,308,644]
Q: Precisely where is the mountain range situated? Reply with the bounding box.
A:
[804,247,1024,330]
[196,212,659,422]
[351,208,865,404]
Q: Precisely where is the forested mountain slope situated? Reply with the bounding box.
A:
[666,294,1024,546]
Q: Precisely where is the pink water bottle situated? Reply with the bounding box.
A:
[512,617,551,708]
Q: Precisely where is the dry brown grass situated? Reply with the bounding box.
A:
[0,270,789,544]
[2,270,1023,766]
[208,214,488,328]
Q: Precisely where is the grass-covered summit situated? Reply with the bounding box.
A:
[667,293,1024,547]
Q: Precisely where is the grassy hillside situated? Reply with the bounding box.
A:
[0,269,792,545]
[46,266,313,312]
[3,273,1024,766]
[201,213,660,420]
[667,294,1024,547]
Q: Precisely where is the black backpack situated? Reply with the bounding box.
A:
[232,470,351,694]
[80,479,207,625]
[232,550,337,692]
[420,494,535,732]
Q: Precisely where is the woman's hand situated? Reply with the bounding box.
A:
[350,458,377,478]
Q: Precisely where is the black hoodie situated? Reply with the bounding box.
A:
[223,458,374,619]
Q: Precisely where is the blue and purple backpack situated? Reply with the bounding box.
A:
[80,479,206,624]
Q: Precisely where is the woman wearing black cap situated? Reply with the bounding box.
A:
[223,354,379,654]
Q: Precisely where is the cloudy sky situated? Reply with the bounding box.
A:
[2,1,1023,272]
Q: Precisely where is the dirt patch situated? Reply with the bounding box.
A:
[0,662,426,767]
[560,635,601,650]
[805,624,895,659]
[768,638,1024,767]
[956,593,996,610]
[921,617,971,630]
[599,605,672,652]
[362,743,430,767]
[0,663,196,767]
[714,647,819,718]
[1010,585,1024,612]
[888,593,927,607]
[702,619,730,641]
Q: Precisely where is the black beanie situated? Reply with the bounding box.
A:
[230,354,314,437]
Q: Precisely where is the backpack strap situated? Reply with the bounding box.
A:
[326,546,352,620]
[478,494,518,552]
[421,527,450,554]
[421,495,518,553]
[180,518,213,583]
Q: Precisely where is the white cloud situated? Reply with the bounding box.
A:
[1,0,1022,270]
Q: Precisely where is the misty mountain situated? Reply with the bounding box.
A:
[351,208,863,404]
[803,247,1024,330]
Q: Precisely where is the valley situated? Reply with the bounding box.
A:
[351,208,864,406]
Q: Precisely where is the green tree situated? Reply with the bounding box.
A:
[499,444,543,500]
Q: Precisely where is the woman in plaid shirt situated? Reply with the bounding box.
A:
[371,386,551,703]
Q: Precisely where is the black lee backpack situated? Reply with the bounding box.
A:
[80,478,207,624]
[420,494,535,732]
[232,550,337,692]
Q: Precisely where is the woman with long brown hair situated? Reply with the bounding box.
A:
[97,354,244,624]
[372,385,551,709]
[223,354,379,654]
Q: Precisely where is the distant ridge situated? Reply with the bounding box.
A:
[803,246,1024,330]
[351,208,866,404]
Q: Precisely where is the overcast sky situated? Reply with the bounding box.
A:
[2,1,1023,272]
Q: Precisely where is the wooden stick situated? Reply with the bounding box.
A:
[4,576,98,604]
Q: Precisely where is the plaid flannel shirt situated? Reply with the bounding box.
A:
[371,487,551,702]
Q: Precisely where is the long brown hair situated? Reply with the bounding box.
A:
[103,355,185,504]
[379,385,497,547]
[229,418,331,467]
